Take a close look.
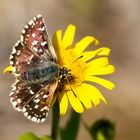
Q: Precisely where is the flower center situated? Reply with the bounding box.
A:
[57,48,87,90]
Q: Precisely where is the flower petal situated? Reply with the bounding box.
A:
[82,47,110,62]
[62,24,76,48]
[67,90,84,113]
[52,29,62,51]
[73,86,92,109]
[89,65,115,75]
[80,83,107,106]
[73,36,99,54]
[58,91,68,115]
[87,57,115,75]
[87,57,109,68]
[85,75,115,90]
[3,66,13,74]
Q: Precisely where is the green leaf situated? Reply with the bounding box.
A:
[60,110,81,140]
[84,119,115,140]
[18,132,39,140]
[40,135,52,140]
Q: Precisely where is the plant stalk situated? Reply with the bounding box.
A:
[51,100,60,140]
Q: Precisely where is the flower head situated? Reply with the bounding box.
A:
[52,24,115,115]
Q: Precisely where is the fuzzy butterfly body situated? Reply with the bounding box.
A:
[9,14,69,123]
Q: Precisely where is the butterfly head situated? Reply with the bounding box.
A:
[59,67,71,79]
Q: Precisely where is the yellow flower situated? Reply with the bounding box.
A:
[52,24,115,115]
[4,24,115,116]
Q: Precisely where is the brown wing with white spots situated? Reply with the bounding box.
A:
[9,41,46,75]
[9,14,59,123]
[10,79,45,112]
[21,14,57,62]
[23,81,58,123]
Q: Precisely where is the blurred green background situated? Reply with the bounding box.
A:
[0,0,140,139]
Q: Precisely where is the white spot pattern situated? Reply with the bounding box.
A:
[32,40,38,46]
[32,33,35,37]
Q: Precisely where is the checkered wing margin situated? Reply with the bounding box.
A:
[10,79,58,123]
[20,14,57,62]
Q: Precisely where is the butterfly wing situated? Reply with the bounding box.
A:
[10,41,47,75]
[10,15,57,75]
[10,79,57,123]
[9,14,59,123]
[9,41,58,122]
[10,79,44,111]
[20,14,57,62]
[23,81,58,123]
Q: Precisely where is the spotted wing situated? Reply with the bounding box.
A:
[10,79,44,111]
[10,80,58,123]
[20,14,57,62]
[9,41,47,75]
[23,81,57,123]
[9,14,58,123]
[9,41,58,122]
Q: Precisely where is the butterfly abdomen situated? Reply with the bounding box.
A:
[21,65,59,82]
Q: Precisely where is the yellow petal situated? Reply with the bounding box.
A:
[87,57,115,75]
[80,83,107,106]
[58,91,68,115]
[82,47,110,62]
[62,24,76,48]
[85,75,115,90]
[52,29,62,51]
[67,90,84,113]
[87,57,109,68]
[73,86,92,109]
[88,65,115,75]
[3,66,13,74]
[73,36,99,54]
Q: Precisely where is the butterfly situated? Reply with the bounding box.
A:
[9,14,70,123]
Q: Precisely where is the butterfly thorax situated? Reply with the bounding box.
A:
[21,65,70,83]
[21,65,59,83]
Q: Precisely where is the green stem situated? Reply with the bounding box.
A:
[51,100,60,140]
